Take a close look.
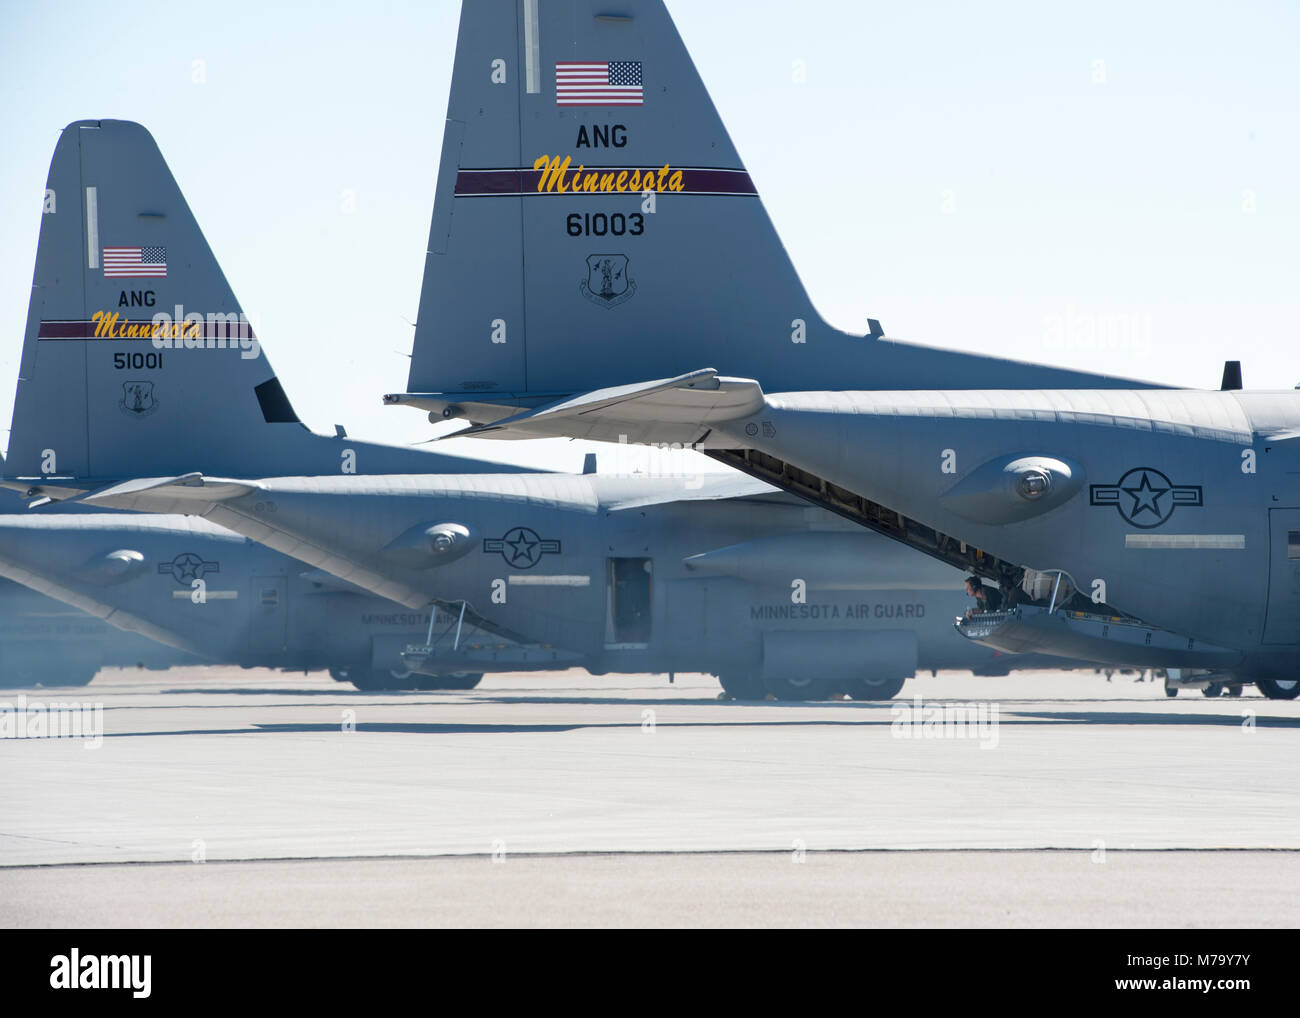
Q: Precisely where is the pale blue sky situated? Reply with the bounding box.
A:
[2,0,1298,472]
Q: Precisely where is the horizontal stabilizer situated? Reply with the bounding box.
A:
[428,370,764,446]
[0,478,91,504]
[81,475,258,513]
[605,474,780,510]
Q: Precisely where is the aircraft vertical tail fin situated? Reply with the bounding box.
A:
[9,120,525,483]
[409,0,831,401]
[404,0,1161,409]
[8,119,304,480]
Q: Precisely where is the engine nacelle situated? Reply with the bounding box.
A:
[381,522,475,569]
[940,454,1084,524]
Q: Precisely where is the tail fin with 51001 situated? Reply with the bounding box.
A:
[7,119,517,492]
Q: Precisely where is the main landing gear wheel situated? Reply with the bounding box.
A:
[847,675,907,700]
[415,672,483,691]
[1202,682,1223,698]
[1163,680,1179,698]
[1256,678,1300,701]
[763,674,831,701]
[718,672,765,699]
[349,669,421,691]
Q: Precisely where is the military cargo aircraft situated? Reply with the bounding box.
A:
[388,0,1299,699]
[0,507,497,691]
[1,116,1114,699]
[0,115,547,691]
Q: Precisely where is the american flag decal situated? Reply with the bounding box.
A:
[103,246,167,278]
[555,60,643,106]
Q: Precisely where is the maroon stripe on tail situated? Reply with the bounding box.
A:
[37,320,258,341]
[37,321,97,339]
[454,166,757,197]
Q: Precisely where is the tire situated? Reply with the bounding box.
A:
[442,672,484,690]
[718,672,765,699]
[763,673,831,701]
[847,674,907,700]
[414,672,483,691]
[1226,685,1243,698]
[1256,678,1300,700]
[350,669,420,691]
[1202,682,1223,698]
[1164,682,1178,698]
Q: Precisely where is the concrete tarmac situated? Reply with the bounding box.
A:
[1,667,1297,926]
[5,851,1298,928]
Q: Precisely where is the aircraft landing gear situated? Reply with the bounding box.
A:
[763,673,831,701]
[721,672,907,701]
[421,672,483,690]
[345,668,419,691]
[718,672,766,700]
[331,666,483,691]
[1256,678,1300,701]
[846,674,907,700]
[1163,678,1178,697]
[1202,682,1223,698]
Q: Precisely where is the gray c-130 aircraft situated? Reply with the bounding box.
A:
[386,0,1299,699]
[0,464,199,688]
[0,499,491,691]
[2,118,1107,699]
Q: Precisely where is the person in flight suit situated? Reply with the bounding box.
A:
[964,575,1004,616]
